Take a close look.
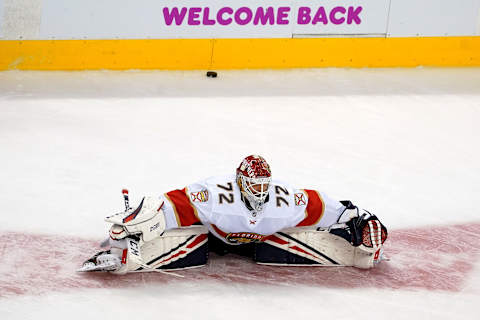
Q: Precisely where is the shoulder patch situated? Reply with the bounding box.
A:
[190,190,209,203]
[294,193,307,206]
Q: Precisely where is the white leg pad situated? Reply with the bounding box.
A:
[113,226,209,274]
[255,227,385,269]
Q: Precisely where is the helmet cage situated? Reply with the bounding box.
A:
[237,174,271,211]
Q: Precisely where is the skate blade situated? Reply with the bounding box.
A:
[76,261,119,272]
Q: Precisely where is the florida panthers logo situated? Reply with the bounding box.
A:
[212,224,267,244]
[226,232,267,244]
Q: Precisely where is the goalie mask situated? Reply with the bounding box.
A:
[236,155,272,212]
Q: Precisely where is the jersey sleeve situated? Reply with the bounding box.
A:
[295,189,345,228]
[159,180,213,230]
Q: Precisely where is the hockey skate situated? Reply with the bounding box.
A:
[77,250,122,272]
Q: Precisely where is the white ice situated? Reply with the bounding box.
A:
[0,68,479,319]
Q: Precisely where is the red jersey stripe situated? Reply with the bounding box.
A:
[211,224,228,238]
[165,188,200,227]
[296,189,325,227]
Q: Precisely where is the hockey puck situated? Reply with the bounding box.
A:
[206,71,217,78]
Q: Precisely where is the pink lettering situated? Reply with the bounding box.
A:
[217,7,233,25]
[234,7,253,25]
[312,7,328,25]
[188,7,201,25]
[277,7,290,25]
[347,6,362,24]
[253,7,274,25]
[163,7,187,26]
[163,6,298,26]
[297,7,311,24]
[203,8,215,25]
[330,6,346,25]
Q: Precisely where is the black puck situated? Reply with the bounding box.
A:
[206,71,217,78]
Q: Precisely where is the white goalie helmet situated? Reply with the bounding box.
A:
[236,155,272,212]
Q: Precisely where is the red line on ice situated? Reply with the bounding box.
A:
[1,223,479,297]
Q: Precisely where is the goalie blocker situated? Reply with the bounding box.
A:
[79,198,387,273]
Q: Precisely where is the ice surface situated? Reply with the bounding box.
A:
[0,68,479,319]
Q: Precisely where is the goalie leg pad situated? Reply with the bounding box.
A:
[255,228,352,266]
[113,226,209,274]
[255,227,385,269]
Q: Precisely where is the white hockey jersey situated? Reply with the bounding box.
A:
[159,175,346,244]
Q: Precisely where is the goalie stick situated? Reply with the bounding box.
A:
[122,189,131,212]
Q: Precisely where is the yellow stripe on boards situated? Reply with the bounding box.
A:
[211,37,480,68]
[0,36,479,70]
[0,39,214,70]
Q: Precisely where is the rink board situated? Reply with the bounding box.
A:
[1,36,480,70]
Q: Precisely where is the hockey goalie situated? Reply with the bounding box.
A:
[79,155,388,274]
